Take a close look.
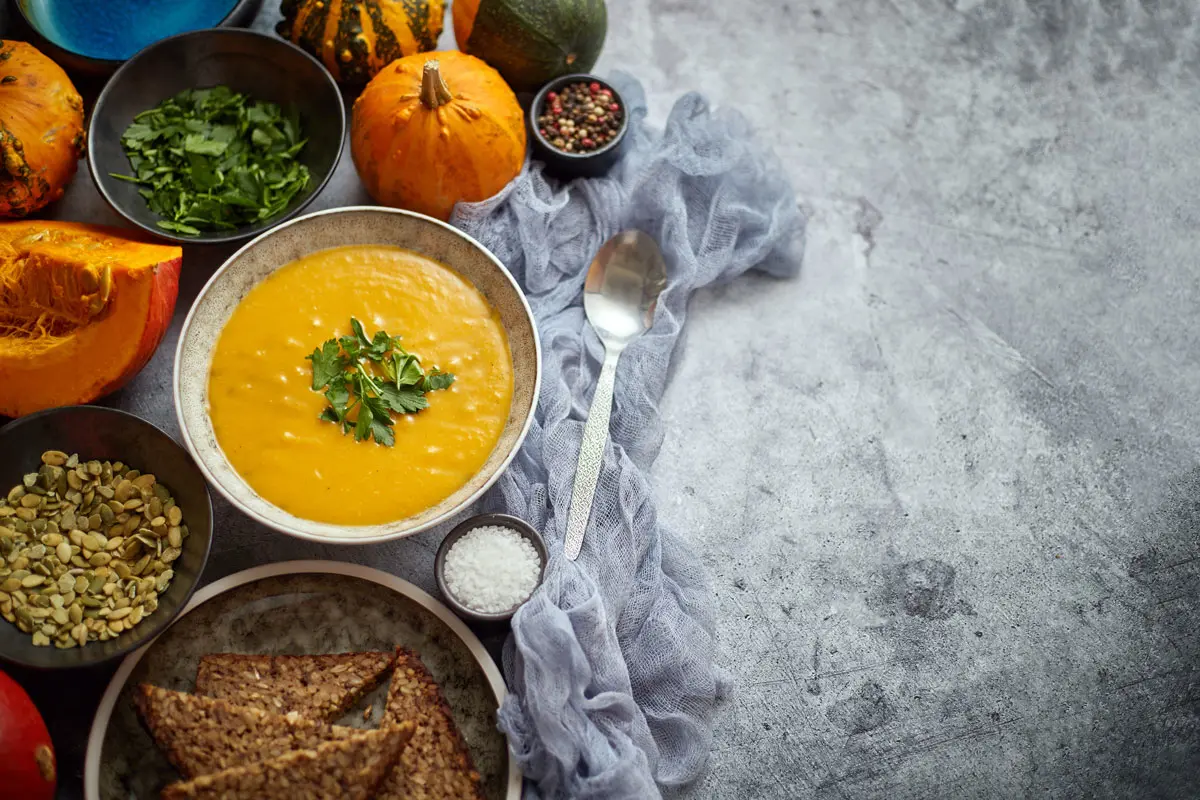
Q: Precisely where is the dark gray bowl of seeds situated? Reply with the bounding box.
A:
[0,406,213,669]
[529,74,629,180]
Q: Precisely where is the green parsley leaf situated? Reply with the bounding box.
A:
[369,419,396,447]
[306,340,344,390]
[362,393,393,424]
[378,384,428,414]
[422,371,456,392]
[324,379,351,421]
[392,354,423,387]
[183,134,228,157]
[355,402,374,442]
[366,330,392,361]
[350,318,372,348]
[307,319,455,446]
[339,335,362,362]
[156,220,201,236]
[121,123,160,143]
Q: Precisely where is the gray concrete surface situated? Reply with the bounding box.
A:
[6,0,1199,798]
[636,1,1200,797]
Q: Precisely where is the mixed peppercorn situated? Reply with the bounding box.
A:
[536,81,624,154]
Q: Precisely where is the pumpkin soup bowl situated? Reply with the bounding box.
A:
[174,207,540,545]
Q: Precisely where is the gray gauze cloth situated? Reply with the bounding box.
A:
[450,73,804,799]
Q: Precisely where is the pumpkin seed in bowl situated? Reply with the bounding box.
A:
[0,450,189,649]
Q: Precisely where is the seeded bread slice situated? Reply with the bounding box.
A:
[159,724,413,800]
[376,647,484,800]
[134,684,358,778]
[194,651,396,722]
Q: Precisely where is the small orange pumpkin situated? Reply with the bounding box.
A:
[351,51,525,221]
[0,41,85,218]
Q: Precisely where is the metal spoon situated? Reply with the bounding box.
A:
[563,230,668,561]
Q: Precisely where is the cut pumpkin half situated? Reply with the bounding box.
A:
[0,221,181,417]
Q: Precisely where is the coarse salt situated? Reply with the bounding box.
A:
[443,525,542,614]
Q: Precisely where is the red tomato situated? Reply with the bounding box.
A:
[0,669,55,800]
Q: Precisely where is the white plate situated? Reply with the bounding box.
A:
[84,560,521,799]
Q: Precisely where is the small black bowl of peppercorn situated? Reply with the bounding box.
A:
[530,74,629,180]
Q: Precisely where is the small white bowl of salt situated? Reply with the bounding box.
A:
[435,513,548,623]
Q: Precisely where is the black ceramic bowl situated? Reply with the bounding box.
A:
[14,0,261,77]
[0,406,213,669]
[435,513,548,624]
[88,28,344,245]
[529,73,630,180]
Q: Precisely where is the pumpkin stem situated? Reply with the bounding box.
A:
[420,60,454,110]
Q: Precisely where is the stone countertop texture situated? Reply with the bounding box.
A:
[5,1,1199,798]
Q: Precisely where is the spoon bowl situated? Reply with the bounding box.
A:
[563,230,667,560]
[583,231,668,347]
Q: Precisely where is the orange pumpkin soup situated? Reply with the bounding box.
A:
[207,245,513,525]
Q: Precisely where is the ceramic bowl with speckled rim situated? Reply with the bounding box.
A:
[173,206,541,544]
[83,561,521,800]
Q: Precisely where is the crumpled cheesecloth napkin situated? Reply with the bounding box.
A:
[450,72,804,800]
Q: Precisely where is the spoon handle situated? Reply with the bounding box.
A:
[563,347,621,561]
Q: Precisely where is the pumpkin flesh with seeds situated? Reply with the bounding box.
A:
[0,222,181,418]
[0,41,86,218]
[351,51,525,221]
[277,0,444,84]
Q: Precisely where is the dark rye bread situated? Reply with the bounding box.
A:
[194,651,396,722]
[376,647,484,800]
[134,684,357,778]
[160,724,414,800]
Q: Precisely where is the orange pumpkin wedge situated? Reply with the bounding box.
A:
[0,221,181,417]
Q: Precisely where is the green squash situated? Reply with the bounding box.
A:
[453,0,607,92]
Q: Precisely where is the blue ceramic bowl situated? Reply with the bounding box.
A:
[15,0,261,76]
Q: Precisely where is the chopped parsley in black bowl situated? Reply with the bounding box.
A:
[88,28,343,245]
